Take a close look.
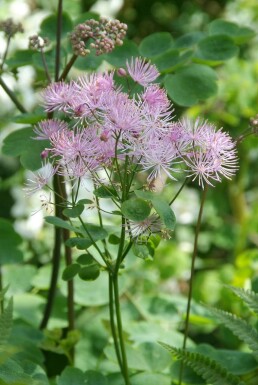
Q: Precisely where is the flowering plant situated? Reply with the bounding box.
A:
[0,3,256,385]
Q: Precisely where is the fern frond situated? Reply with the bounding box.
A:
[160,342,244,385]
[207,306,258,357]
[226,286,258,315]
[0,298,13,346]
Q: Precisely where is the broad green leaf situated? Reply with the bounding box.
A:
[0,219,23,265]
[175,31,206,49]
[57,366,85,385]
[77,199,93,205]
[138,342,171,372]
[0,358,49,385]
[76,254,96,265]
[209,19,255,44]
[65,238,95,249]
[62,264,81,281]
[84,370,108,384]
[13,112,45,124]
[73,12,99,25]
[78,265,100,281]
[73,53,103,71]
[2,127,47,170]
[131,373,171,385]
[132,243,152,260]
[134,191,176,230]
[121,198,151,222]
[65,224,108,249]
[153,49,192,73]
[39,12,73,40]
[45,216,83,234]
[6,49,35,69]
[139,32,174,58]
[3,264,37,294]
[104,40,138,67]
[108,234,120,245]
[195,35,239,63]
[164,64,218,106]
[93,185,118,199]
[13,293,45,326]
[63,204,84,218]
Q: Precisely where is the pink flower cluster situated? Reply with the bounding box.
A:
[30,57,238,194]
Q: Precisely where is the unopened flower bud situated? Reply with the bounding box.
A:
[117,68,127,77]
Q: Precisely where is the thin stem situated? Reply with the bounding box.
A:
[169,178,188,206]
[40,49,52,83]
[108,274,123,371]
[0,36,11,70]
[55,0,63,81]
[0,267,3,314]
[178,184,208,385]
[0,76,27,113]
[113,275,130,385]
[40,174,63,329]
[59,54,78,81]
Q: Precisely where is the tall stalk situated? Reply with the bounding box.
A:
[178,184,208,385]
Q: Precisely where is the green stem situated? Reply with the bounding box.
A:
[169,178,188,206]
[55,0,63,81]
[0,36,11,70]
[40,49,52,83]
[0,76,27,113]
[0,267,3,314]
[178,184,208,385]
[113,274,130,385]
[108,274,123,371]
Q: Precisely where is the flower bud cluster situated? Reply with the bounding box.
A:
[70,17,127,56]
[0,18,23,38]
[29,35,49,51]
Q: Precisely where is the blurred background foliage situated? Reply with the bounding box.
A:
[0,0,258,381]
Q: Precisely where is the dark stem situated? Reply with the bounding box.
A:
[178,184,208,385]
[0,76,27,113]
[108,273,123,371]
[0,36,11,70]
[59,54,78,81]
[55,0,63,81]
[169,178,188,206]
[40,174,63,329]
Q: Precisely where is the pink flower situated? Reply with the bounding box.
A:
[126,57,159,87]
[41,81,76,112]
[141,85,170,116]
[33,119,68,140]
[24,162,56,195]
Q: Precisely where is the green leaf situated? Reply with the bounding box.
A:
[73,53,103,71]
[78,265,100,281]
[13,112,45,124]
[132,243,152,260]
[194,35,239,63]
[0,219,23,264]
[104,40,139,67]
[39,12,73,40]
[6,49,35,69]
[121,198,151,222]
[226,286,258,315]
[62,264,81,281]
[76,254,96,265]
[134,191,176,230]
[45,216,83,234]
[207,306,258,358]
[153,50,192,73]
[108,234,120,245]
[175,31,206,49]
[77,199,93,205]
[0,299,13,346]
[208,19,255,44]
[138,342,171,372]
[65,224,108,249]
[84,370,108,385]
[63,204,84,218]
[160,343,244,385]
[2,127,47,170]
[131,373,171,385]
[164,64,218,106]
[73,12,99,25]
[139,32,174,58]
[57,366,85,385]
[93,185,118,199]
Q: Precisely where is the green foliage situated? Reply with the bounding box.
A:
[0,298,13,346]
[0,219,23,264]
[121,198,151,222]
[161,343,245,385]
